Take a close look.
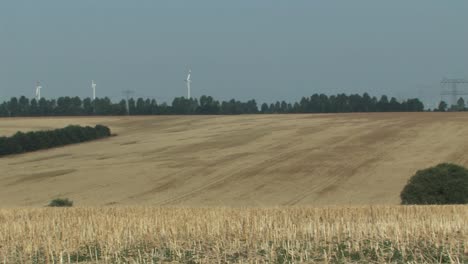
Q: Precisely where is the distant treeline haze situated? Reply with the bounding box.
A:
[0,93,426,116]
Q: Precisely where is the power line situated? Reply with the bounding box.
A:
[440,78,468,106]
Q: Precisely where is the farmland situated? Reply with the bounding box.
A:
[0,113,468,262]
[1,113,468,206]
[0,206,466,263]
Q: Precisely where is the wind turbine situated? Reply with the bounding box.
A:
[35,81,42,100]
[92,80,97,100]
[185,68,192,99]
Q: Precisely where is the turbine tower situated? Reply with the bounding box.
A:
[35,81,42,100]
[91,80,97,100]
[185,68,192,99]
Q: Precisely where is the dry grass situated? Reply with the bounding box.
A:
[0,206,466,263]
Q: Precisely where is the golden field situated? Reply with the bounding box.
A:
[0,113,467,262]
[1,113,468,206]
[0,206,466,263]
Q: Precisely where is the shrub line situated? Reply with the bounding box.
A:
[0,124,112,157]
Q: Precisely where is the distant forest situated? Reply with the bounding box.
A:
[0,93,427,117]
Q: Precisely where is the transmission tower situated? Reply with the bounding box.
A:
[440,78,468,107]
[122,90,134,115]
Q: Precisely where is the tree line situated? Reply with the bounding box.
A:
[435,98,468,112]
[0,93,425,117]
[0,125,111,157]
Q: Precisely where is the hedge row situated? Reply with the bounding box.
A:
[0,125,111,157]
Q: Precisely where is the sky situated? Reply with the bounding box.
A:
[1,1,467,107]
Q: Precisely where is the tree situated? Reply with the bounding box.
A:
[401,163,468,205]
[38,98,50,115]
[334,94,346,112]
[292,102,300,113]
[172,97,198,114]
[83,98,94,115]
[457,97,465,111]
[135,98,146,115]
[128,98,136,115]
[18,96,30,115]
[144,99,152,115]
[389,97,400,112]
[376,95,389,112]
[0,103,9,117]
[29,99,39,116]
[150,99,159,114]
[0,93,426,116]
[437,101,448,112]
[260,103,269,113]
[8,97,19,116]
[280,101,288,113]
[405,98,424,112]
[245,99,258,114]
[0,125,112,157]
[198,95,220,114]
[362,93,373,112]
[274,101,281,113]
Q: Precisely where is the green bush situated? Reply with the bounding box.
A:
[401,163,468,205]
[48,198,73,207]
[0,124,111,157]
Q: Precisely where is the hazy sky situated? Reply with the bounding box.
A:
[1,1,467,107]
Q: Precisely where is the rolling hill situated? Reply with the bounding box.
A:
[1,113,467,207]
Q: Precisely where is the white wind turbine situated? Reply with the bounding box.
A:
[185,68,192,99]
[92,80,97,100]
[35,81,42,100]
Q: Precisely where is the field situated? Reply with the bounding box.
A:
[0,113,467,263]
[0,206,466,263]
[1,113,468,207]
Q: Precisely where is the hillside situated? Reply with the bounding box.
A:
[1,113,467,207]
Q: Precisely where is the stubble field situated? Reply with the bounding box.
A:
[1,113,468,207]
[0,206,466,263]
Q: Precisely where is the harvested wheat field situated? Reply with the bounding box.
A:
[1,112,468,207]
[1,113,468,263]
[0,206,466,263]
